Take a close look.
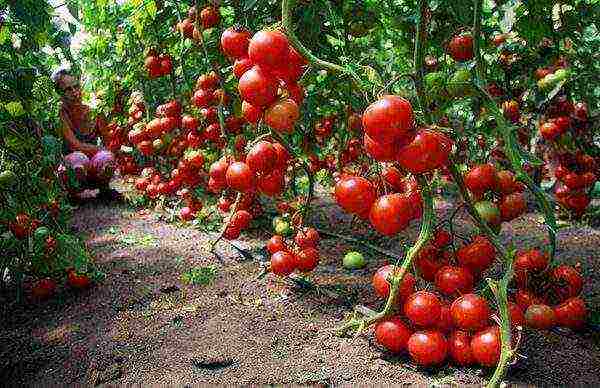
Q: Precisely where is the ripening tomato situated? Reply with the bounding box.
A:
[495,170,520,195]
[448,34,474,62]
[464,164,498,196]
[334,176,377,218]
[554,297,587,329]
[456,236,496,275]
[369,194,412,236]
[474,201,502,227]
[372,265,415,302]
[226,162,255,192]
[179,206,195,221]
[362,95,414,144]
[266,235,287,254]
[471,326,500,367]
[435,266,474,296]
[294,227,319,249]
[271,250,296,276]
[238,66,279,107]
[264,99,300,134]
[525,304,556,330]
[246,141,277,175]
[221,27,251,59]
[375,316,413,353]
[540,121,562,141]
[248,30,289,70]
[404,291,442,327]
[502,100,520,123]
[407,330,448,366]
[295,247,319,272]
[396,129,452,174]
[209,159,229,185]
[449,330,475,365]
[450,293,491,331]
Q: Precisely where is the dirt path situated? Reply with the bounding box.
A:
[1,198,600,386]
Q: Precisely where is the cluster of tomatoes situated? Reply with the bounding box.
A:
[30,269,92,302]
[129,99,182,157]
[464,163,527,227]
[266,227,321,276]
[144,49,173,79]
[221,27,304,131]
[175,5,220,41]
[554,151,597,216]
[513,249,587,330]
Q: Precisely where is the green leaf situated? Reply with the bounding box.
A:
[243,0,259,11]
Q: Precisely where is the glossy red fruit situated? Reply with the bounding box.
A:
[496,170,521,195]
[362,95,414,144]
[540,121,562,141]
[515,289,544,311]
[233,57,254,79]
[192,88,213,108]
[432,229,452,249]
[238,66,278,107]
[200,6,220,29]
[450,293,491,331]
[295,247,319,272]
[246,141,277,175]
[363,133,399,161]
[230,210,253,229]
[375,316,413,353]
[209,159,229,184]
[223,224,241,240]
[464,164,498,196]
[554,297,587,329]
[456,236,496,275]
[508,302,525,327]
[407,331,448,366]
[220,27,251,59]
[396,129,452,174]
[449,330,475,365]
[415,246,448,282]
[294,227,319,249]
[525,304,556,330]
[404,291,442,327]
[448,34,474,62]
[471,326,500,367]
[499,192,527,221]
[369,194,412,236]
[248,30,289,70]
[272,142,290,168]
[334,176,377,218]
[257,169,285,196]
[271,250,296,276]
[264,99,300,134]
[551,265,584,301]
[435,266,474,296]
[372,265,415,302]
[266,235,287,254]
[226,162,255,192]
[67,270,91,289]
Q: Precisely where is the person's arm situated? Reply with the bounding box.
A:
[59,109,100,157]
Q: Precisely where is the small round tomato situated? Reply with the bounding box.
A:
[448,34,474,62]
[396,129,451,174]
[450,293,491,331]
[238,66,278,107]
[67,270,91,289]
[375,316,413,353]
[508,302,525,327]
[246,141,277,175]
[464,164,498,196]
[554,297,587,329]
[449,330,475,365]
[248,30,289,70]
[415,246,448,282]
[372,265,415,302]
[334,176,376,218]
[362,95,414,144]
[407,330,448,366]
[31,278,57,301]
[436,304,454,333]
[515,289,544,311]
[294,227,319,249]
[295,247,319,272]
[220,27,251,59]
[369,194,412,236]
[271,251,296,276]
[404,291,442,327]
[230,210,253,230]
[551,265,584,302]
[456,236,496,275]
[435,266,474,297]
[525,304,556,330]
[264,99,300,134]
[225,162,255,192]
[266,235,286,254]
[499,192,527,221]
[471,326,501,367]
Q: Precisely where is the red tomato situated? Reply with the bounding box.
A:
[551,265,583,301]
[257,169,285,197]
[396,129,452,174]
[238,66,279,107]
[449,330,475,365]
[464,164,498,196]
[266,235,287,254]
[554,297,587,329]
[404,291,442,327]
[450,293,491,331]
[448,34,474,62]
[362,95,414,144]
[294,227,319,249]
[456,236,496,275]
[334,176,377,218]
[407,330,448,366]
[230,210,253,230]
[375,316,413,353]
[295,247,319,272]
[271,250,296,276]
[264,99,300,134]
[499,192,527,221]
[241,100,263,124]
[495,170,521,195]
[372,265,415,302]
[179,206,196,221]
[248,30,289,70]
[525,304,556,330]
[200,6,220,29]
[192,88,214,108]
[67,270,91,289]
[369,194,412,236]
[220,27,251,59]
[233,57,254,79]
[471,326,501,367]
[508,302,525,327]
[415,246,448,281]
[226,162,255,192]
[246,141,277,175]
[515,289,544,311]
[435,266,474,296]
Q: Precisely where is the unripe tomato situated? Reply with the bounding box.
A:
[375,316,413,353]
[407,330,448,366]
[525,304,556,330]
[474,200,502,227]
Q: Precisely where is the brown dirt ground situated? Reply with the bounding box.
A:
[1,194,600,387]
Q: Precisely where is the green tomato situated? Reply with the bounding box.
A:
[274,221,292,236]
[34,226,50,240]
[537,77,550,90]
[0,170,16,186]
[272,216,284,230]
[553,68,569,83]
[447,69,473,97]
[474,200,501,227]
[343,251,366,270]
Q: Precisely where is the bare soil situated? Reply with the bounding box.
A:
[1,195,599,387]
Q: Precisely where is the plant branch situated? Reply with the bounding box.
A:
[414,0,432,124]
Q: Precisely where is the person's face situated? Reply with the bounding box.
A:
[58,74,82,103]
